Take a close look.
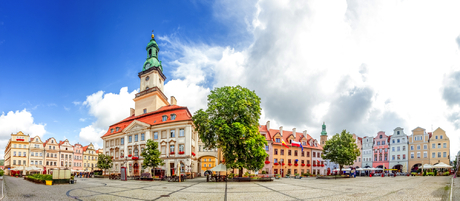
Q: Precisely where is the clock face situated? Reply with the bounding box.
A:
[145,63,150,69]
[145,76,150,81]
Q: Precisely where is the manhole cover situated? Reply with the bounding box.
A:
[160,195,170,197]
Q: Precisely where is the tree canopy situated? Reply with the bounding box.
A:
[141,139,164,170]
[96,154,113,174]
[193,86,268,176]
[322,130,360,173]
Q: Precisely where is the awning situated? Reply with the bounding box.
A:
[422,164,434,169]
[433,162,453,169]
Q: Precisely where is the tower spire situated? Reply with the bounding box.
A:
[151,30,154,39]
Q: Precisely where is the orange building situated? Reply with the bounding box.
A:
[260,121,324,176]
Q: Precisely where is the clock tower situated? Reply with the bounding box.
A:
[320,122,328,146]
[133,33,170,116]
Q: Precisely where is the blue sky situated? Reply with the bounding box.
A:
[0,0,236,147]
[1,0,460,161]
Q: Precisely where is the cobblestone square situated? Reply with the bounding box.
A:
[1,175,455,201]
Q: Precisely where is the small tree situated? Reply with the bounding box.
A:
[141,139,164,174]
[193,86,268,177]
[96,154,113,175]
[322,130,360,175]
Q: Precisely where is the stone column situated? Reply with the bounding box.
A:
[124,136,128,161]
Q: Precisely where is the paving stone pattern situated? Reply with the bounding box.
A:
[1,176,453,200]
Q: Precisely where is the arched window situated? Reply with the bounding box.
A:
[171,114,176,120]
[134,149,139,157]
[162,115,167,122]
[149,49,152,57]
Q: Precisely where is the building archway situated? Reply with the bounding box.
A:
[133,163,139,176]
[411,163,422,172]
[393,164,403,172]
[198,155,217,175]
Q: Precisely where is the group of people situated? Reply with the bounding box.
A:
[74,172,93,178]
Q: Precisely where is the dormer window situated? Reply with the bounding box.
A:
[143,109,147,114]
[111,129,114,133]
[275,138,280,143]
[116,127,120,132]
[380,135,382,139]
[162,115,167,121]
[171,114,176,120]
[397,131,400,134]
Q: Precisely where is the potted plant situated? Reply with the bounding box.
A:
[295,173,300,179]
[243,172,250,178]
[285,173,290,178]
[275,174,281,179]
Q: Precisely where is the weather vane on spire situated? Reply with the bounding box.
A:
[151,30,154,39]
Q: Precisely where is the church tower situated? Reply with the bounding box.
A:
[133,32,171,116]
[320,122,328,146]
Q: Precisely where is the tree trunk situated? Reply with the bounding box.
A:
[339,165,343,175]
[239,167,243,177]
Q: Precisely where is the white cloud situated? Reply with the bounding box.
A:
[78,87,138,145]
[157,0,460,160]
[72,101,81,105]
[79,118,86,122]
[64,106,70,111]
[0,109,46,158]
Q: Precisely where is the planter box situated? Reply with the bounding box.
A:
[295,176,301,179]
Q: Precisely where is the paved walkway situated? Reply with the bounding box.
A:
[1,176,453,200]
[453,176,460,201]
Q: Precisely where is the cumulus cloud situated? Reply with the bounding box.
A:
[78,87,138,145]
[0,109,46,158]
[154,0,460,159]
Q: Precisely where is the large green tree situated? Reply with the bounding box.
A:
[96,154,113,175]
[193,85,268,177]
[141,139,164,173]
[322,130,360,175]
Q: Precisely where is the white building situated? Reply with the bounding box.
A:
[362,136,374,168]
[389,127,409,173]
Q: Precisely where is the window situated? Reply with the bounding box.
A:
[432,152,435,158]
[423,152,427,158]
[438,152,441,158]
[307,152,310,157]
[411,146,414,151]
[294,150,298,156]
[280,149,284,155]
[275,138,281,143]
[392,155,395,160]
[179,129,185,137]
[140,133,145,141]
[170,130,175,138]
[301,151,305,157]
[440,135,443,139]
[438,143,441,148]
[129,136,132,143]
[424,145,427,149]
[377,141,380,145]
[134,149,139,157]
[382,141,385,145]
[443,143,447,148]
[274,149,278,155]
[393,140,395,144]
[135,135,138,142]
[397,155,401,160]
[170,145,175,153]
[443,152,446,157]
[392,147,395,152]
[380,135,382,139]
[302,141,306,146]
[204,164,206,167]
[121,138,124,145]
[154,132,158,139]
[313,152,316,157]
[143,109,147,114]
[116,127,119,132]
[411,153,414,158]
[171,114,176,120]
[288,150,291,156]
[18,152,21,156]
[403,154,406,159]
[265,146,269,151]
[417,152,420,158]
[436,136,438,139]
[397,131,400,134]
[162,115,167,121]
[432,143,435,148]
[417,145,420,150]
[397,139,400,143]
[18,160,21,165]
[111,128,114,133]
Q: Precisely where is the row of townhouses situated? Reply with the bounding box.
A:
[4,131,101,175]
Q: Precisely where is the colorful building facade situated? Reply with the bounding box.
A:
[372,131,389,169]
[4,131,30,175]
[73,144,83,171]
[429,127,450,165]
[408,127,430,171]
[389,127,408,172]
[362,136,374,168]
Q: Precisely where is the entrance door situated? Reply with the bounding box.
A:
[170,163,175,176]
[274,169,278,175]
[133,163,139,176]
[280,169,284,177]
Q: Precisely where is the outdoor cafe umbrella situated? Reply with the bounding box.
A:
[356,168,364,171]
[433,162,452,169]
[422,164,434,169]
[209,163,227,172]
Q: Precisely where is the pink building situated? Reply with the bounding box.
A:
[73,144,83,171]
[351,134,362,168]
[373,131,389,169]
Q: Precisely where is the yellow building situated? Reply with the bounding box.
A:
[29,136,45,172]
[201,156,217,172]
[429,127,450,165]
[4,131,30,175]
[83,143,98,172]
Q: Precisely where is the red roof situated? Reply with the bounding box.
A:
[83,146,88,152]
[259,125,323,150]
[101,105,192,138]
